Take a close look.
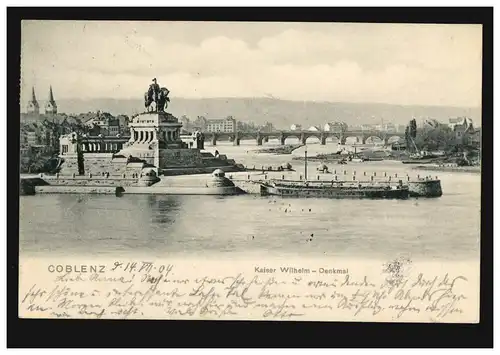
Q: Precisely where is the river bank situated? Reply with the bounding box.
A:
[411,165,481,174]
[291,148,480,168]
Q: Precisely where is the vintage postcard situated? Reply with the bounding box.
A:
[18,20,482,323]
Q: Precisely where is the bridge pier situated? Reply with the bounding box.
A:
[300,133,307,145]
[211,135,217,146]
[232,133,240,146]
[320,134,326,145]
[280,134,286,146]
[256,133,263,146]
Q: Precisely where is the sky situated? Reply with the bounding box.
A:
[20,21,483,107]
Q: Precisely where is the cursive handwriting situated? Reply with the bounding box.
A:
[20,261,471,322]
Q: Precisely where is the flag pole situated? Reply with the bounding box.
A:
[304,147,308,181]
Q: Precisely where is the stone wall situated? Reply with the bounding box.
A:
[201,157,235,167]
[20,179,36,195]
[36,185,121,194]
[128,150,156,166]
[44,178,138,187]
[59,148,240,177]
[59,155,80,175]
[231,179,261,194]
[59,153,145,177]
[81,153,114,175]
[159,149,203,168]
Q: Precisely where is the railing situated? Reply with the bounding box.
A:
[231,170,439,183]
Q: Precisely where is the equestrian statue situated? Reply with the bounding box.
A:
[144,78,170,112]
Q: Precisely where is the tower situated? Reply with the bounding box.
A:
[45,85,58,115]
[26,87,40,115]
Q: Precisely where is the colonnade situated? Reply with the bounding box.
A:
[81,142,124,153]
[131,128,179,144]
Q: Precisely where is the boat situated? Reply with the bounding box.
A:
[349,146,367,163]
[402,135,437,164]
[259,180,409,199]
[259,147,409,199]
[402,159,435,164]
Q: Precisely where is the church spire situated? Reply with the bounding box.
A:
[27,86,40,115]
[45,85,58,115]
[48,85,54,103]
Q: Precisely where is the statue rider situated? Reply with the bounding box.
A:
[150,78,161,103]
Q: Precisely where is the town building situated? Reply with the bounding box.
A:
[193,116,208,131]
[360,124,377,131]
[382,123,397,133]
[26,131,38,146]
[324,122,347,133]
[448,117,475,143]
[206,116,236,133]
[258,122,274,133]
[84,111,121,136]
[290,124,302,131]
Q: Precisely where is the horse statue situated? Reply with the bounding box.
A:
[156,87,170,112]
[144,78,170,112]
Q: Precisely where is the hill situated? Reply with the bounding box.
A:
[25,97,481,129]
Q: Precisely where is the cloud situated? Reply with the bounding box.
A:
[20,22,482,107]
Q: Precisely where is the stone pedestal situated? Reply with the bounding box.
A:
[117,111,184,168]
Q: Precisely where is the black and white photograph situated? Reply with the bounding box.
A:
[12,12,489,331]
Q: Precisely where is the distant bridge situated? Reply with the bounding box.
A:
[74,130,405,153]
[203,130,405,146]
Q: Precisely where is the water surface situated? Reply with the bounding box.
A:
[19,142,481,262]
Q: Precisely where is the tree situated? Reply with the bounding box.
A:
[409,119,417,139]
[414,125,456,152]
[404,125,412,153]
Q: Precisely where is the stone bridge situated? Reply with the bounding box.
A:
[203,130,405,146]
[78,130,404,151]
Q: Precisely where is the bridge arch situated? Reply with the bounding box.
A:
[283,135,301,144]
[305,135,321,144]
[364,136,384,144]
[386,136,402,144]
[344,136,363,145]
[327,133,342,142]
[326,136,341,144]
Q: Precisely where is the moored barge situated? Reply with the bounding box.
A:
[259,179,410,199]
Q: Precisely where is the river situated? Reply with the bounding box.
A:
[19,140,481,262]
